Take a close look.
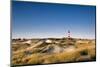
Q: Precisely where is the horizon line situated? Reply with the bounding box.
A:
[12,36,95,40]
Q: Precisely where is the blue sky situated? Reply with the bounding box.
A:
[12,1,96,39]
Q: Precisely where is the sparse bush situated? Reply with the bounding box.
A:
[80,49,88,56]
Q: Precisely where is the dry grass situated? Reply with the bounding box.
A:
[12,38,96,65]
[41,51,80,64]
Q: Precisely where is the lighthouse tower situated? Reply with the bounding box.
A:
[68,30,70,40]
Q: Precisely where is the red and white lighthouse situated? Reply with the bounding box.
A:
[68,30,70,39]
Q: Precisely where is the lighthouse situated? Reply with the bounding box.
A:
[68,30,70,40]
[68,30,70,38]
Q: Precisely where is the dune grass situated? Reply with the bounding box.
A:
[12,39,96,65]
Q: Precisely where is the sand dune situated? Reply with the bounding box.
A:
[12,38,96,65]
